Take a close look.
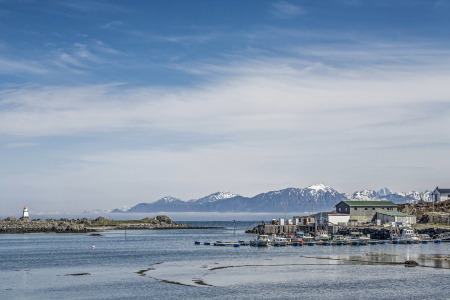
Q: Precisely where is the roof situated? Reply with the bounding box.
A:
[377,211,415,217]
[315,212,349,215]
[435,188,450,194]
[339,201,397,207]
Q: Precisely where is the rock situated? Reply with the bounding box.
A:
[5,216,16,221]
[404,260,418,266]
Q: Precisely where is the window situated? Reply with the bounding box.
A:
[365,208,368,210]
[354,207,357,211]
[345,207,348,212]
[339,208,341,212]
[372,208,375,210]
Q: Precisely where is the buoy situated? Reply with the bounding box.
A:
[92,246,95,249]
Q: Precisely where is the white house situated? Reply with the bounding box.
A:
[314,212,350,225]
[431,187,450,202]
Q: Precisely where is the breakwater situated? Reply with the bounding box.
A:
[0,215,220,234]
[0,218,93,234]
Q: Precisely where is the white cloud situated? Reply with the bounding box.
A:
[271,1,305,19]
[100,21,124,29]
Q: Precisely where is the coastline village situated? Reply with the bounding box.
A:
[239,186,450,247]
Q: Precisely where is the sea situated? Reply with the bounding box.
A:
[1,221,450,300]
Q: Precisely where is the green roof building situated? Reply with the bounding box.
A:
[335,200,398,223]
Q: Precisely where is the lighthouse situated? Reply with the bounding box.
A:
[22,206,29,219]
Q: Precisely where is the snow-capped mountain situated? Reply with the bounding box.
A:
[347,188,431,204]
[111,184,433,214]
[193,192,239,204]
[114,184,347,213]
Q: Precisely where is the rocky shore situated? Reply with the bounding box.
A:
[0,215,221,234]
[0,217,93,234]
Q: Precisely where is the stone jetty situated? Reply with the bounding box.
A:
[0,217,92,234]
[0,215,221,234]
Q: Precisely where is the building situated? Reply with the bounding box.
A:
[21,205,29,220]
[375,211,416,225]
[335,201,398,223]
[314,212,350,225]
[431,187,450,202]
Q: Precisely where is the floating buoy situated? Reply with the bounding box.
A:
[92,246,95,249]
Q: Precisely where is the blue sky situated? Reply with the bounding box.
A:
[1,0,450,215]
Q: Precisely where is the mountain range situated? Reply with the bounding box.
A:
[111,184,431,214]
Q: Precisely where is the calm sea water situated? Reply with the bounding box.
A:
[1,221,450,300]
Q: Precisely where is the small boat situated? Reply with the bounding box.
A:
[271,235,288,246]
[391,228,420,244]
[250,234,270,247]
[346,232,370,245]
[314,231,330,242]
[330,235,347,245]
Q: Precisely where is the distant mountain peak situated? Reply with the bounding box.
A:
[156,196,182,203]
[307,183,328,190]
[194,191,239,204]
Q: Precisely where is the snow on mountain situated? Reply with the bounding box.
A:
[347,188,431,204]
[155,196,183,203]
[194,192,239,204]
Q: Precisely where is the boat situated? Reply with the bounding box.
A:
[250,234,270,247]
[314,231,330,242]
[271,235,288,246]
[330,235,347,245]
[391,228,420,244]
[345,232,370,245]
[295,231,314,243]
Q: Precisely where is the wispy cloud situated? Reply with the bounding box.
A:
[0,57,48,74]
[4,142,39,148]
[100,21,124,29]
[271,1,305,19]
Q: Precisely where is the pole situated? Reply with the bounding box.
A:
[309,200,311,217]
[285,203,287,223]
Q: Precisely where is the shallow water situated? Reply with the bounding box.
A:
[1,221,450,299]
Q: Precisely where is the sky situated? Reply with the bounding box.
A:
[1,0,450,215]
